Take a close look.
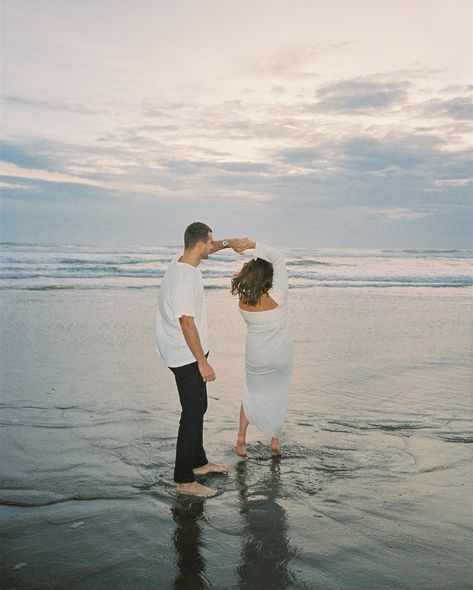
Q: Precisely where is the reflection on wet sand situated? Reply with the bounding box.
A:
[235,459,297,589]
[170,459,298,589]
[171,498,208,590]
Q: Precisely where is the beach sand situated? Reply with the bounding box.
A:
[1,287,472,589]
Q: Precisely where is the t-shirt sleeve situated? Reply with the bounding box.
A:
[171,272,197,319]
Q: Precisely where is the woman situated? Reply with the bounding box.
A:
[231,240,293,457]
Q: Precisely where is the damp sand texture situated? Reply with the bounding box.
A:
[1,286,472,589]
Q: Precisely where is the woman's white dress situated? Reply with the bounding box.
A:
[240,243,293,438]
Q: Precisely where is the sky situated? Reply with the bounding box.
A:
[1,0,472,247]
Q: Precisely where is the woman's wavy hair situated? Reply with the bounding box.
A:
[230,258,273,306]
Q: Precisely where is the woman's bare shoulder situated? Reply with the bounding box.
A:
[239,293,279,312]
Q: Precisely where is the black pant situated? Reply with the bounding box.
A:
[169,358,209,483]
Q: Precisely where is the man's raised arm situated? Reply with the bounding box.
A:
[209,238,248,255]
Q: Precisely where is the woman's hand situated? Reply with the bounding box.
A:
[238,238,256,251]
[228,238,256,254]
[229,238,247,254]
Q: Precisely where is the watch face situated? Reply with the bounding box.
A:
[223,240,229,247]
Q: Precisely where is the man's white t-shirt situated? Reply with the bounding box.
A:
[156,257,209,368]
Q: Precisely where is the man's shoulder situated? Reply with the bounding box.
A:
[164,260,199,286]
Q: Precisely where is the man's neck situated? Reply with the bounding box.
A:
[179,250,201,267]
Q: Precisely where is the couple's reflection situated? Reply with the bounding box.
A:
[171,497,208,589]
[235,458,295,589]
[171,458,295,589]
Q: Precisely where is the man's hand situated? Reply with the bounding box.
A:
[230,238,255,254]
[198,359,216,382]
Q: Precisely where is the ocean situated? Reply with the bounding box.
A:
[1,242,472,291]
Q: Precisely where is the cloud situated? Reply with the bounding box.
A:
[231,42,348,79]
[338,133,445,172]
[339,206,435,220]
[141,101,191,118]
[206,188,272,202]
[3,94,108,115]
[420,96,473,121]
[433,178,473,187]
[2,76,471,224]
[0,180,30,190]
[277,147,325,164]
[314,77,410,112]
[1,140,61,171]
[210,161,272,174]
[0,161,168,197]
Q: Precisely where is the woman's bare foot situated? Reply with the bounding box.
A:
[193,462,229,475]
[176,481,217,497]
[271,437,282,457]
[235,435,247,457]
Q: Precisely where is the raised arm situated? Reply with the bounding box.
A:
[241,240,288,304]
[209,238,247,255]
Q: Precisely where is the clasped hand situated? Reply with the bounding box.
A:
[230,237,255,254]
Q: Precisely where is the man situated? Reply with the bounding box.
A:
[156,222,247,497]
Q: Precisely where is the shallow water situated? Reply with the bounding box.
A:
[1,287,472,589]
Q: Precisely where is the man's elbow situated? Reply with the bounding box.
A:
[179,315,195,331]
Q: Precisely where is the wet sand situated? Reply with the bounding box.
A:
[1,287,472,589]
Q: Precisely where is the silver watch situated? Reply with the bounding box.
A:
[222,239,229,248]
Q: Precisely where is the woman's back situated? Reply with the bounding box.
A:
[239,292,279,313]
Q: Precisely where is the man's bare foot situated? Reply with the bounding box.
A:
[193,462,229,475]
[176,481,217,497]
[271,437,282,457]
[235,435,247,457]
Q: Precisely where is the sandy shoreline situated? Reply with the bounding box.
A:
[1,287,472,589]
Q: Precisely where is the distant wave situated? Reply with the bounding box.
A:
[58,257,168,265]
[381,248,473,257]
[1,242,472,291]
[287,260,332,266]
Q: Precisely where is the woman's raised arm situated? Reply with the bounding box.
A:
[253,242,288,305]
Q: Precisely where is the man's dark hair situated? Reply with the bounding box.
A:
[184,222,212,250]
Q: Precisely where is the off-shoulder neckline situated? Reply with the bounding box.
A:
[239,304,280,313]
